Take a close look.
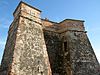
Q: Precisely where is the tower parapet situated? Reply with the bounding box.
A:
[57,19,85,33]
[13,1,41,24]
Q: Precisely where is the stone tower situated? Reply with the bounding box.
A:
[0,1,51,75]
[42,19,100,75]
[0,1,100,75]
[57,20,100,75]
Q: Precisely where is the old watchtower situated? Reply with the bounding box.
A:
[0,1,100,75]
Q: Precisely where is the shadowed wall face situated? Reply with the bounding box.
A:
[64,31,100,75]
[43,31,65,75]
[0,18,19,75]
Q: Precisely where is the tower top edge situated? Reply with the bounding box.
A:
[59,19,85,24]
[13,1,42,16]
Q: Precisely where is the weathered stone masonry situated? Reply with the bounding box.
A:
[0,1,100,75]
[0,1,51,75]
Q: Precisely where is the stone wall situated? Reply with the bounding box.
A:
[0,1,52,75]
[0,16,19,75]
[43,30,65,75]
[61,31,100,75]
[9,16,51,75]
[57,20,85,33]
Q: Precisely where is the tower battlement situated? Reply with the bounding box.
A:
[14,1,85,33]
[42,18,85,34]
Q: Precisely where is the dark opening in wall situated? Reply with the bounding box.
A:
[64,42,70,61]
[64,42,67,52]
